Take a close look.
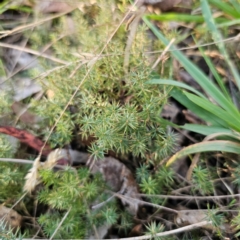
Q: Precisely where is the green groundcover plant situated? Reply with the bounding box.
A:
[0,0,177,238]
[2,0,240,239]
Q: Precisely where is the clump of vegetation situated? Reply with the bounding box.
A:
[0,0,177,238]
[29,1,176,161]
[1,0,240,239]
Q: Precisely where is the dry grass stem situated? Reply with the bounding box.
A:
[118,221,211,240]
[151,38,175,69]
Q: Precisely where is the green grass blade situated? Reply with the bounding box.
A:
[208,0,240,18]
[171,89,230,128]
[201,0,240,91]
[180,124,234,135]
[146,13,205,23]
[147,79,206,98]
[185,92,240,131]
[143,16,239,115]
[217,19,240,27]
[196,43,231,100]
[147,13,228,23]
[229,0,240,14]
[166,140,240,166]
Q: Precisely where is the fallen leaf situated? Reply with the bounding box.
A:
[13,78,42,101]
[138,0,192,12]
[90,157,141,215]
[35,0,76,13]
[11,102,41,124]
[0,205,22,233]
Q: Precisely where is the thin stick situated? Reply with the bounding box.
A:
[0,42,68,65]
[118,221,211,240]
[49,207,72,240]
[0,10,74,39]
[91,195,115,210]
[124,5,146,75]
[11,192,27,209]
[147,33,240,54]
[0,34,68,86]
[138,193,240,200]
[0,158,33,164]
[113,192,178,214]
[151,38,175,69]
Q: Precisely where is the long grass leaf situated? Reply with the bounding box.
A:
[201,0,240,90]
[180,124,234,135]
[147,79,206,98]
[185,92,240,131]
[172,89,230,128]
[147,13,228,23]
[218,19,240,28]
[166,140,240,166]
[196,43,230,100]
[229,0,240,14]
[143,17,239,115]
[208,0,240,18]
[146,13,204,23]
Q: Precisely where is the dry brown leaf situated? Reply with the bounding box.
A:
[129,224,143,237]
[90,157,141,215]
[175,209,208,226]
[11,102,41,124]
[4,48,39,72]
[35,0,76,13]
[175,207,234,234]
[138,0,192,12]
[13,78,42,101]
[0,205,22,232]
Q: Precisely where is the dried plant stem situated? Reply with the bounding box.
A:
[49,207,72,240]
[0,42,68,65]
[0,158,33,164]
[0,10,74,39]
[139,193,240,200]
[114,192,178,214]
[124,5,146,75]
[151,38,175,69]
[118,221,211,240]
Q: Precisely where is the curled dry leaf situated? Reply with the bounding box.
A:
[35,0,76,13]
[11,102,41,125]
[0,205,22,233]
[176,208,234,234]
[175,209,208,226]
[13,78,42,102]
[90,157,141,215]
[4,48,39,73]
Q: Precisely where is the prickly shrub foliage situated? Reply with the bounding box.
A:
[0,0,178,238]
[0,221,22,240]
[37,167,118,238]
[29,0,176,162]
